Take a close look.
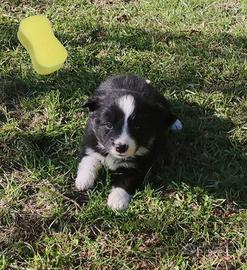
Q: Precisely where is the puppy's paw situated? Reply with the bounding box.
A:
[107,187,131,210]
[170,119,183,133]
[75,173,94,191]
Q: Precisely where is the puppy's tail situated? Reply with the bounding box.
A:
[169,118,183,133]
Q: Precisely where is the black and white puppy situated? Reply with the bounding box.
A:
[75,74,182,210]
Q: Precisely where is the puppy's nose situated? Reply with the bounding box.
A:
[115,144,128,153]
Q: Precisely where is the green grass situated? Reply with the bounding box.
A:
[1,0,247,269]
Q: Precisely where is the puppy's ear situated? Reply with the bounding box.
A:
[82,97,99,112]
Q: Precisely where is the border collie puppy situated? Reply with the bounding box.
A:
[75,74,182,210]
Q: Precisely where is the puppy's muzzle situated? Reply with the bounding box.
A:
[115,143,129,154]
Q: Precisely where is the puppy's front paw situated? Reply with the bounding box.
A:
[107,187,131,210]
[75,173,94,191]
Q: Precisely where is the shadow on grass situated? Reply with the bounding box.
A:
[1,23,246,100]
[154,100,247,205]
[0,22,19,51]
[61,26,247,94]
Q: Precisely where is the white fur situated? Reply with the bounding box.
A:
[135,146,149,156]
[170,119,183,132]
[105,154,136,171]
[86,148,104,162]
[113,127,136,157]
[118,95,135,118]
[112,95,137,157]
[107,187,131,210]
[75,148,103,191]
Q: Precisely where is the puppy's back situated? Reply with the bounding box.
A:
[95,74,151,94]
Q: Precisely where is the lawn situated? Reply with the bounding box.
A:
[0,0,247,269]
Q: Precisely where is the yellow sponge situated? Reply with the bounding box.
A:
[18,15,67,75]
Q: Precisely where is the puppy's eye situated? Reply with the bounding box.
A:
[105,122,113,129]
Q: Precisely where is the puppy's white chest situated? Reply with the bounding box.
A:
[104,155,121,171]
[104,155,135,171]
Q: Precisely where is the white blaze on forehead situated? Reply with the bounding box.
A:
[111,94,136,157]
[117,95,135,119]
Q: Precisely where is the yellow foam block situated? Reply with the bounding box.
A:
[18,15,67,75]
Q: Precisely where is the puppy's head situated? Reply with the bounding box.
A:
[83,94,173,159]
